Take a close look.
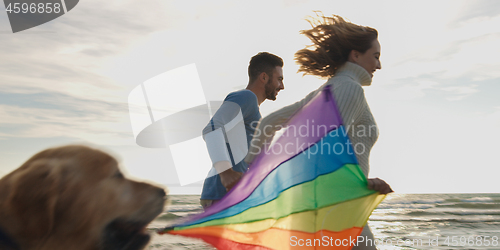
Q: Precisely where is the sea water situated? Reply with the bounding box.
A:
[147,193,500,249]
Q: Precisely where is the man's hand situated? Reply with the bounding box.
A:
[367,178,393,195]
[214,161,242,192]
[219,168,243,192]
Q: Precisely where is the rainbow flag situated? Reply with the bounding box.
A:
[160,86,385,249]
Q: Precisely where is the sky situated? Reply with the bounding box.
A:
[1,0,499,194]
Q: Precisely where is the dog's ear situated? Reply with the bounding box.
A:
[5,159,61,238]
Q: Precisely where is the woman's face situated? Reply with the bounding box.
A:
[351,39,382,78]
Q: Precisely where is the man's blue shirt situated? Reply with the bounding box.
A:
[200,89,261,200]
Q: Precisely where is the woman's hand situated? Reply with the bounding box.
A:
[367,178,393,194]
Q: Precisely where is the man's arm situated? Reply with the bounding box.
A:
[213,161,242,192]
[203,100,245,191]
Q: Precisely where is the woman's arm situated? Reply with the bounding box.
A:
[245,89,320,164]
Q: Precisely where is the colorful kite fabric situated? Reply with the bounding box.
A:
[159,86,385,249]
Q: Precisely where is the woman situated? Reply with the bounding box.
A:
[245,14,392,249]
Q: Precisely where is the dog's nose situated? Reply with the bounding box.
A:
[158,188,167,198]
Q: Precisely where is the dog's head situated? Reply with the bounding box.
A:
[0,145,166,250]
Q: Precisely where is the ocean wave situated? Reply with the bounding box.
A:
[376,203,435,210]
[378,201,500,210]
[156,213,183,221]
[369,216,500,223]
[460,197,495,203]
[381,199,445,205]
[404,210,445,216]
[445,209,500,216]
[166,204,203,213]
[437,202,500,209]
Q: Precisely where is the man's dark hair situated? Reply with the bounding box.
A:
[248,52,284,82]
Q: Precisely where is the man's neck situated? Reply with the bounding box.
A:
[246,84,265,106]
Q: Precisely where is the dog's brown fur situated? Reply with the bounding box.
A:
[0,145,166,250]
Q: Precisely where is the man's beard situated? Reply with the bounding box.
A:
[264,80,277,101]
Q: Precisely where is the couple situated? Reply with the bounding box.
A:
[201,14,392,249]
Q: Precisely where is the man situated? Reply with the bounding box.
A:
[200,52,284,209]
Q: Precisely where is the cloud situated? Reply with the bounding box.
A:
[372,70,486,103]
[0,0,193,147]
[378,26,500,103]
[450,0,500,28]
[0,0,187,100]
[441,85,480,101]
[0,91,133,145]
[0,0,313,161]
[380,3,500,86]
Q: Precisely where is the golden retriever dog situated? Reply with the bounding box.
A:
[0,145,166,250]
